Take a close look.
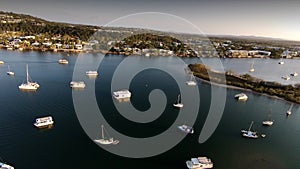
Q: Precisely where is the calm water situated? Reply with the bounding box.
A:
[0,50,299,169]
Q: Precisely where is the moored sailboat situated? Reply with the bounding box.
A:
[262,111,274,126]
[241,121,258,139]
[18,64,40,90]
[249,61,255,72]
[173,94,183,108]
[94,125,119,145]
[6,65,14,76]
[186,74,197,86]
[287,104,293,116]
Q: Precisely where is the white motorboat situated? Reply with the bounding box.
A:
[94,125,119,145]
[34,116,54,128]
[19,64,40,90]
[282,76,290,80]
[70,81,86,89]
[0,161,14,169]
[186,157,213,169]
[6,65,14,76]
[178,124,194,134]
[86,71,98,76]
[173,94,183,108]
[58,59,68,64]
[290,72,298,77]
[241,121,258,139]
[113,90,131,99]
[0,60,4,64]
[234,93,248,101]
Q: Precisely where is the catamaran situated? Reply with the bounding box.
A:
[6,65,14,76]
[241,121,258,139]
[18,64,40,90]
[287,104,293,116]
[34,116,54,128]
[178,124,194,134]
[94,125,119,145]
[186,157,213,169]
[173,94,183,108]
[186,74,197,86]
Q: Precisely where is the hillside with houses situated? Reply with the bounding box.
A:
[1,11,300,58]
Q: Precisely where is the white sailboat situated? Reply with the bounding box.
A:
[241,121,258,139]
[262,111,274,126]
[278,56,284,64]
[94,125,119,145]
[249,61,255,72]
[287,104,293,116]
[6,65,14,76]
[173,94,183,108]
[18,64,40,90]
[186,74,197,86]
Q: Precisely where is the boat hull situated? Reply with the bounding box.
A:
[173,103,183,108]
[19,85,38,90]
[94,139,119,145]
[186,81,197,86]
[262,121,273,126]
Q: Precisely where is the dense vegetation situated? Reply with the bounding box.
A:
[0,11,99,41]
[108,33,197,57]
[189,63,300,104]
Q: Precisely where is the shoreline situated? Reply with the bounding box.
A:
[197,76,296,105]
[0,47,299,59]
[189,63,300,104]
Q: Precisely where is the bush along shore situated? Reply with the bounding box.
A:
[189,63,300,104]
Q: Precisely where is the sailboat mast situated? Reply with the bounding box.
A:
[248,121,253,131]
[26,64,29,83]
[289,104,293,111]
[101,125,104,139]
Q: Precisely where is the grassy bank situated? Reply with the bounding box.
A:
[189,63,300,104]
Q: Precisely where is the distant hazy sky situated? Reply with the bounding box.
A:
[1,0,300,41]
